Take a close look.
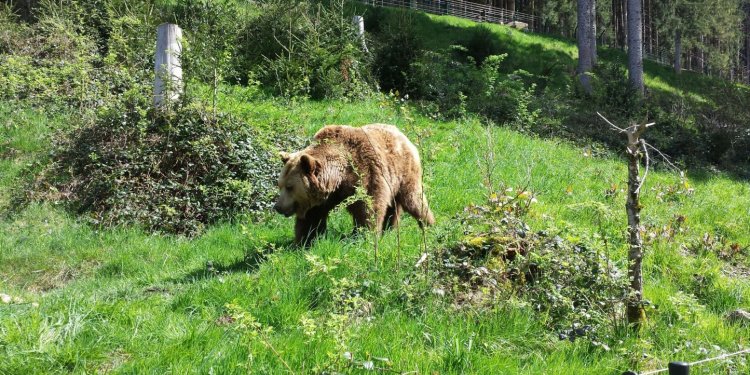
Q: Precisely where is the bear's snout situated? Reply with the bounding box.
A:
[274,201,294,217]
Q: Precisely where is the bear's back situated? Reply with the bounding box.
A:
[313,124,420,166]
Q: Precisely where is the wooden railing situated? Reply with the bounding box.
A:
[355,0,541,32]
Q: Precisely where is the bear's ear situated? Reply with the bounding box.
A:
[279,151,291,164]
[299,154,320,176]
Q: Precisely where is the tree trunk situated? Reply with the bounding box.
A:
[612,0,627,48]
[590,0,597,65]
[578,0,594,94]
[699,35,705,73]
[352,15,369,53]
[625,131,646,329]
[627,0,643,94]
[674,29,682,74]
[597,114,651,330]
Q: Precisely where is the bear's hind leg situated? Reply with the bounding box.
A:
[399,189,435,228]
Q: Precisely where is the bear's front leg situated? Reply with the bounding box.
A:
[347,201,371,232]
[295,205,329,246]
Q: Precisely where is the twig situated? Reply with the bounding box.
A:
[596,111,627,133]
[644,142,682,173]
[260,339,296,374]
[635,139,649,194]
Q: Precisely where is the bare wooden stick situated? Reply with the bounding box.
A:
[598,113,654,330]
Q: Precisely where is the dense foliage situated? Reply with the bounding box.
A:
[430,190,628,340]
[40,98,303,235]
[234,0,375,99]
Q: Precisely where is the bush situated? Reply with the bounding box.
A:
[234,0,374,99]
[39,97,304,235]
[408,47,478,117]
[456,25,504,66]
[162,0,244,84]
[370,9,424,94]
[409,48,538,125]
[0,3,157,110]
[591,61,643,120]
[0,17,99,107]
[429,191,627,338]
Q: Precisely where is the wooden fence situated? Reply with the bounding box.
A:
[355,0,541,32]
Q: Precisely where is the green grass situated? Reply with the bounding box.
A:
[2,4,750,374]
[2,90,750,373]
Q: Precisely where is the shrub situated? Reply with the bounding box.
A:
[408,46,479,117]
[370,9,424,94]
[162,0,244,84]
[0,5,156,111]
[591,61,643,120]
[472,55,539,128]
[456,25,504,66]
[39,97,304,235]
[0,17,100,107]
[409,48,538,124]
[233,0,374,99]
[428,190,627,338]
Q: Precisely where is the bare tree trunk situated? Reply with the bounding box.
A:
[578,0,594,94]
[590,0,598,65]
[699,35,706,73]
[598,114,652,331]
[614,0,627,49]
[625,129,646,329]
[674,29,682,74]
[352,15,369,53]
[627,0,643,94]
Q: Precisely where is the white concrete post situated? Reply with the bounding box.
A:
[154,23,183,107]
[352,15,368,53]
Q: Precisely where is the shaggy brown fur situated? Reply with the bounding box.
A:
[274,124,435,245]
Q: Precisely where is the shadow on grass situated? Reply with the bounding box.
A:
[168,239,295,284]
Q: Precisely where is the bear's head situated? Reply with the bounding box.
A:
[274,151,325,218]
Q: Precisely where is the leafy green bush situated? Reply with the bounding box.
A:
[162,0,244,84]
[591,62,643,120]
[40,97,304,235]
[409,48,538,125]
[233,0,374,99]
[369,9,424,94]
[430,190,627,338]
[408,47,478,117]
[456,25,504,66]
[0,3,157,111]
[0,17,99,107]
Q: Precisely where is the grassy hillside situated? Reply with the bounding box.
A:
[2,2,750,374]
[3,88,750,373]
[358,4,750,178]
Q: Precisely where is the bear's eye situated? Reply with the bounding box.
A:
[286,186,293,192]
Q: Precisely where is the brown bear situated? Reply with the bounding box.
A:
[274,124,435,244]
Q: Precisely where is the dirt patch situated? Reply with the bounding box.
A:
[26,259,100,292]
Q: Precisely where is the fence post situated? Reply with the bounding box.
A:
[352,15,369,53]
[668,362,689,375]
[154,23,183,107]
